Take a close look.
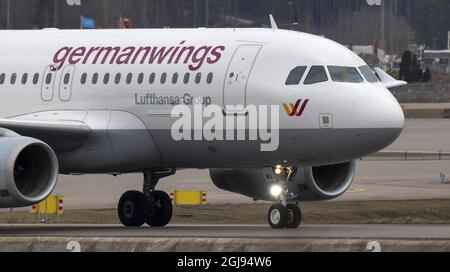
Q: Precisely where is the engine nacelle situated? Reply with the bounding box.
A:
[0,129,58,207]
[294,161,356,200]
[210,161,356,201]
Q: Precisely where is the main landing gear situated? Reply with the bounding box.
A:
[117,169,175,227]
[267,166,302,229]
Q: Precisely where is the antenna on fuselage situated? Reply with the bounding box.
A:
[269,14,278,30]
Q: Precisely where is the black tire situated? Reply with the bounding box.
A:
[146,190,173,227]
[285,204,302,229]
[267,204,288,229]
[118,190,150,227]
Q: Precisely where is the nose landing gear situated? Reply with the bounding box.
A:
[268,203,302,229]
[285,203,302,228]
[268,166,302,229]
[117,169,175,227]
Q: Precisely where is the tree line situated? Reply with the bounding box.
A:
[0,0,448,52]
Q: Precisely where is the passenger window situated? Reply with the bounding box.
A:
[160,73,167,84]
[358,65,379,83]
[137,73,144,84]
[45,73,52,84]
[10,73,17,84]
[21,73,28,84]
[0,73,5,84]
[183,73,190,84]
[207,72,213,84]
[172,73,178,84]
[304,66,328,85]
[115,73,121,84]
[103,73,110,84]
[285,66,307,85]
[92,73,98,84]
[126,73,132,84]
[63,73,71,85]
[81,73,87,84]
[328,66,363,83]
[149,73,155,84]
[32,73,39,84]
[195,73,201,84]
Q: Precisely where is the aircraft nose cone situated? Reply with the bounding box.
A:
[351,89,404,149]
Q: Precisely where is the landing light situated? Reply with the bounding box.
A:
[270,184,283,197]
[274,165,283,175]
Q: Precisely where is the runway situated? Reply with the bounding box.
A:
[1,224,450,240]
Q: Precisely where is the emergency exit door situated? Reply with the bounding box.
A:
[41,65,56,101]
[59,65,75,101]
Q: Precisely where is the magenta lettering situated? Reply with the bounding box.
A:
[51,42,225,71]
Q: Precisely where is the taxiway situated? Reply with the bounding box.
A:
[1,224,450,240]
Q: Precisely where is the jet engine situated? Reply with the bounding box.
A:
[0,129,58,207]
[210,161,356,201]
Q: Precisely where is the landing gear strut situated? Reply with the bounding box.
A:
[267,166,302,229]
[118,169,175,227]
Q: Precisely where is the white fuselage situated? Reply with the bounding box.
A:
[0,28,404,173]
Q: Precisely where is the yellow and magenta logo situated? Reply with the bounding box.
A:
[282,99,309,117]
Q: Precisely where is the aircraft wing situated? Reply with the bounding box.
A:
[374,67,407,89]
[0,118,91,152]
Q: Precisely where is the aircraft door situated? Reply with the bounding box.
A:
[59,65,75,102]
[223,44,262,111]
[41,65,56,101]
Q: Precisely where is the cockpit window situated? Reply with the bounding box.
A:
[358,65,379,83]
[328,66,364,83]
[285,66,307,85]
[304,66,328,85]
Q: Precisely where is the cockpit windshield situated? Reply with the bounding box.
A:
[285,66,307,85]
[358,65,379,83]
[328,66,364,83]
[304,66,328,85]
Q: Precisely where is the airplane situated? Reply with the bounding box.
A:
[0,18,405,229]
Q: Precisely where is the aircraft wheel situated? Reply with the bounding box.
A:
[146,190,173,227]
[285,204,302,229]
[268,204,288,229]
[118,190,150,227]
